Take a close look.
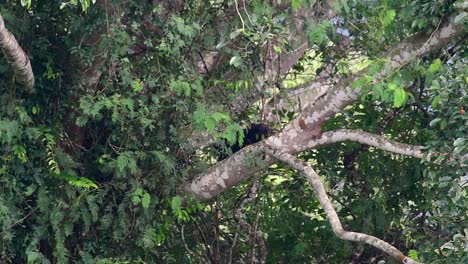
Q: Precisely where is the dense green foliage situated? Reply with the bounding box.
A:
[0,0,466,263]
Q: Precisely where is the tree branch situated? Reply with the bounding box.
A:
[262,147,422,264]
[297,129,425,157]
[268,15,465,154]
[231,5,327,116]
[0,14,34,88]
[182,127,429,201]
[184,13,465,201]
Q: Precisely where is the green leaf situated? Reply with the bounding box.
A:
[141,227,156,248]
[439,119,447,130]
[453,138,465,147]
[393,88,406,107]
[230,29,243,39]
[116,152,138,176]
[153,151,176,173]
[382,9,396,27]
[229,56,243,67]
[216,39,229,49]
[367,62,382,76]
[20,0,32,9]
[171,196,182,212]
[212,112,230,122]
[342,1,350,13]
[273,45,282,54]
[453,146,465,155]
[134,187,143,196]
[431,79,440,90]
[54,173,98,189]
[132,195,141,205]
[454,12,467,24]
[291,0,304,9]
[429,118,442,127]
[408,250,419,260]
[72,177,98,189]
[428,59,442,73]
[308,26,327,45]
[352,77,370,90]
[372,83,385,100]
[191,78,204,96]
[431,95,441,108]
[170,80,191,96]
[142,193,151,209]
[387,83,397,90]
[223,124,242,146]
[203,117,216,132]
[193,103,208,130]
[24,184,37,196]
[132,80,143,93]
[12,144,27,163]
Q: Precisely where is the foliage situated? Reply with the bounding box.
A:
[0,0,466,263]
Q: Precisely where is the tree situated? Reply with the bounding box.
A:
[0,0,466,263]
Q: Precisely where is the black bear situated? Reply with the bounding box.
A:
[217,123,272,160]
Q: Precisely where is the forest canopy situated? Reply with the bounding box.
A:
[0,0,467,263]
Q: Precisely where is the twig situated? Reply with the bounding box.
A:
[242,0,254,27]
[180,224,201,262]
[234,0,245,31]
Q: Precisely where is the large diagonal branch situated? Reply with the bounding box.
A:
[0,14,34,88]
[185,14,465,200]
[184,128,427,200]
[299,128,467,165]
[262,147,422,264]
[268,15,465,153]
[296,129,425,157]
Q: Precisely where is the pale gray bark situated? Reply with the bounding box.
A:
[185,15,465,201]
[183,14,465,264]
[0,14,34,88]
[297,129,425,156]
[263,147,422,264]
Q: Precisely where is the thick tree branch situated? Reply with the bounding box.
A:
[263,64,334,123]
[0,14,34,88]
[307,129,467,165]
[273,15,465,151]
[185,14,465,200]
[184,145,274,199]
[262,147,422,264]
[184,128,427,200]
[296,129,425,157]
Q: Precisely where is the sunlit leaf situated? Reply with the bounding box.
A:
[142,193,151,209]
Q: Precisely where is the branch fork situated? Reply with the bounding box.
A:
[262,146,423,264]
